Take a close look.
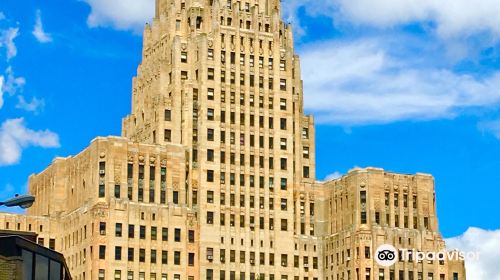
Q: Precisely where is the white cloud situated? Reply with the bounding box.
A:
[445,227,500,280]
[325,171,343,181]
[1,66,25,97]
[478,119,500,139]
[0,75,4,109]
[0,12,5,21]
[300,39,500,125]
[16,96,45,113]
[0,27,19,60]
[283,0,500,39]
[0,118,60,166]
[83,0,154,32]
[32,10,52,43]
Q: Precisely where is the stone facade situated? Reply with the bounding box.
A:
[0,1,465,280]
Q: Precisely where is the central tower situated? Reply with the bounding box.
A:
[123,0,319,279]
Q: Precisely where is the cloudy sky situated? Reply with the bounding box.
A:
[1,0,499,278]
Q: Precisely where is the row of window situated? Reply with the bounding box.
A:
[99,246,186,265]
[98,223,193,242]
[182,49,286,72]
[216,249,319,268]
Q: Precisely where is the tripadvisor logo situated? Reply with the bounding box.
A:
[375,244,479,267]
[375,244,397,267]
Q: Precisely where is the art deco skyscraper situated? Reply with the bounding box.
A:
[0,1,465,280]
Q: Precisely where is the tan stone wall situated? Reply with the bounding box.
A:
[0,255,22,280]
[315,167,466,280]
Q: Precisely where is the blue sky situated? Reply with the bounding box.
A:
[1,0,500,276]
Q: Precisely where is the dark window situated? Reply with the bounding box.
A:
[175,228,181,242]
[162,227,168,241]
[174,251,181,265]
[99,222,106,235]
[99,245,106,259]
[128,224,134,238]
[115,223,122,237]
[115,246,122,260]
[140,226,146,239]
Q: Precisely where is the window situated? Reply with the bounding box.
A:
[162,227,168,241]
[115,246,122,260]
[280,178,287,190]
[302,128,309,139]
[128,225,134,238]
[280,158,287,170]
[280,60,286,71]
[175,228,181,242]
[99,270,105,280]
[140,226,146,239]
[181,71,188,80]
[303,147,309,158]
[173,191,179,204]
[140,249,145,262]
[208,48,214,60]
[207,212,214,224]
[207,191,214,203]
[116,223,122,237]
[207,170,214,182]
[100,222,106,235]
[279,119,287,131]
[280,79,287,91]
[208,68,215,80]
[151,249,157,263]
[188,230,195,243]
[281,219,288,231]
[128,248,134,261]
[151,226,157,240]
[207,128,214,141]
[174,251,181,265]
[279,98,287,110]
[281,199,288,211]
[114,184,121,198]
[208,88,215,100]
[164,129,172,142]
[161,250,168,264]
[99,245,106,259]
[181,52,188,63]
[303,166,310,178]
[207,109,214,120]
[365,246,371,258]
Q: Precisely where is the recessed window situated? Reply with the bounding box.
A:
[181,52,187,63]
[207,108,214,120]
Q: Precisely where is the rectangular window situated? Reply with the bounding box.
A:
[115,246,122,260]
[100,222,106,235]
[174,251,181,265]
[140,226,146,239]
[99,245,106,259]
[165,109,172,121]
[162,227,168,241]
[116,223,122,237]
[208,68,215,80]
[175,228,181,242]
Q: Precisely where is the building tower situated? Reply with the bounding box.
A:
[122,0,318,279]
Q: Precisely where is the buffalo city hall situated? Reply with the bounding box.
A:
[0,1,466,280]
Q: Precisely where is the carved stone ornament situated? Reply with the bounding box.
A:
[181,43,187,50]
[139,155,145,162]
[161,159,167,167]
[150,157,156,164]
[208,40,213,48]
[99,152,106,159]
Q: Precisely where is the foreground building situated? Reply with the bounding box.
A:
[0,0,465,280]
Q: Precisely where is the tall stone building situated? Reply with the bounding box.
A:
[0,1,465,280]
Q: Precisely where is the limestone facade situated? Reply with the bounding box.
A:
[0,1,465,280]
